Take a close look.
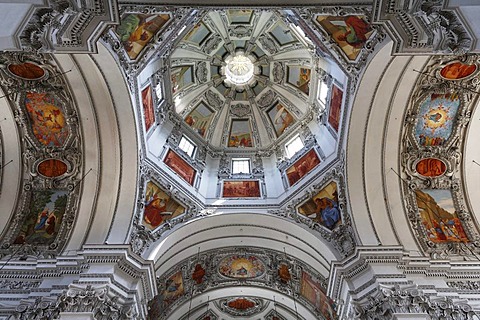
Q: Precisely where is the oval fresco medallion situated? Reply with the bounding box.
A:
[227,298,256,311]
[416,158,447,177]
[25,92,69,147]
[219,255,266,279]
[37,159,68,178]
[440,62,477,80]
[8,62,45,80]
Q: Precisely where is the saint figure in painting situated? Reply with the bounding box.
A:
[336,16,372,48]
[144,194,173,228]
[45,211,57,235]
[314,197,340,229]
[34,208,49,230]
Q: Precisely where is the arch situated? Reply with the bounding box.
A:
[58,42,139,250]
[346,40,429,251]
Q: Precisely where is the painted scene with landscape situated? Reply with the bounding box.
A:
[13,190,68,245]
[416,189,469,243]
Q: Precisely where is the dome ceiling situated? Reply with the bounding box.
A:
[170,10,317,148]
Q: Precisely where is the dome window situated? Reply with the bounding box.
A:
[285,135,304,159]
[232,158,251,174]
[179,136,196,157]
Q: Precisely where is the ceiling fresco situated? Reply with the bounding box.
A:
[148,247,335,320]
[0,53,82,257]
[2,0,480,319]
[401,55,480,258]
[168,10,318,149]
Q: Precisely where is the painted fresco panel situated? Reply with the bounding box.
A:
[116,14,170,60]
[227,10,253,24]
[440,62,477,80]
[185,103,214,138]
[8,62,45,80]
[171,66,194,94]
[13,190,68,245]
[287,66,311,95]
[183,22,211,46]
[328,85,343,132]
[143,181,185,230]
[300,272,337,320]
[270,24,297,46]
[267,103,295,137]
[142,85,155,132]
[298,181,341,230]
[164,150,196,185]
[222,181,260,198]
[162,271,184,306]
[228,119,253,147]
[316,15,373,60]
[414,93,460,147]
[25,92,69,147]
[286,149,321,186]
[219,255,266,279]
[416,189,469,243]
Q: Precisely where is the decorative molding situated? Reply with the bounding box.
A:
[18,0,117,52]
[354,284,477,320]
[373,0,474,55]
[400,55,480,258]
[229,103,251,118]
[149,246,329,319]
[203,34,223,55]
[56,285,137,319]
[258,34,277,55]
[0,52,82,258]
[0,279,40,291]
[272,62,284,84]
[196,61,208,84]
[257,89,277,109]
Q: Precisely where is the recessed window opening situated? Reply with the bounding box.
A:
[179,136,196,157]
[285,135,304,158]
[232,158,251,174]
[318,81,329,105]
[155,83,163,101]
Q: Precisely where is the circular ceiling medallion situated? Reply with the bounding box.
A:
[225,52,255,85]
[8,62,45,80]
[218,255,266,279]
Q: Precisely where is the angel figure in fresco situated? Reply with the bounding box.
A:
[336,16,372,49]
